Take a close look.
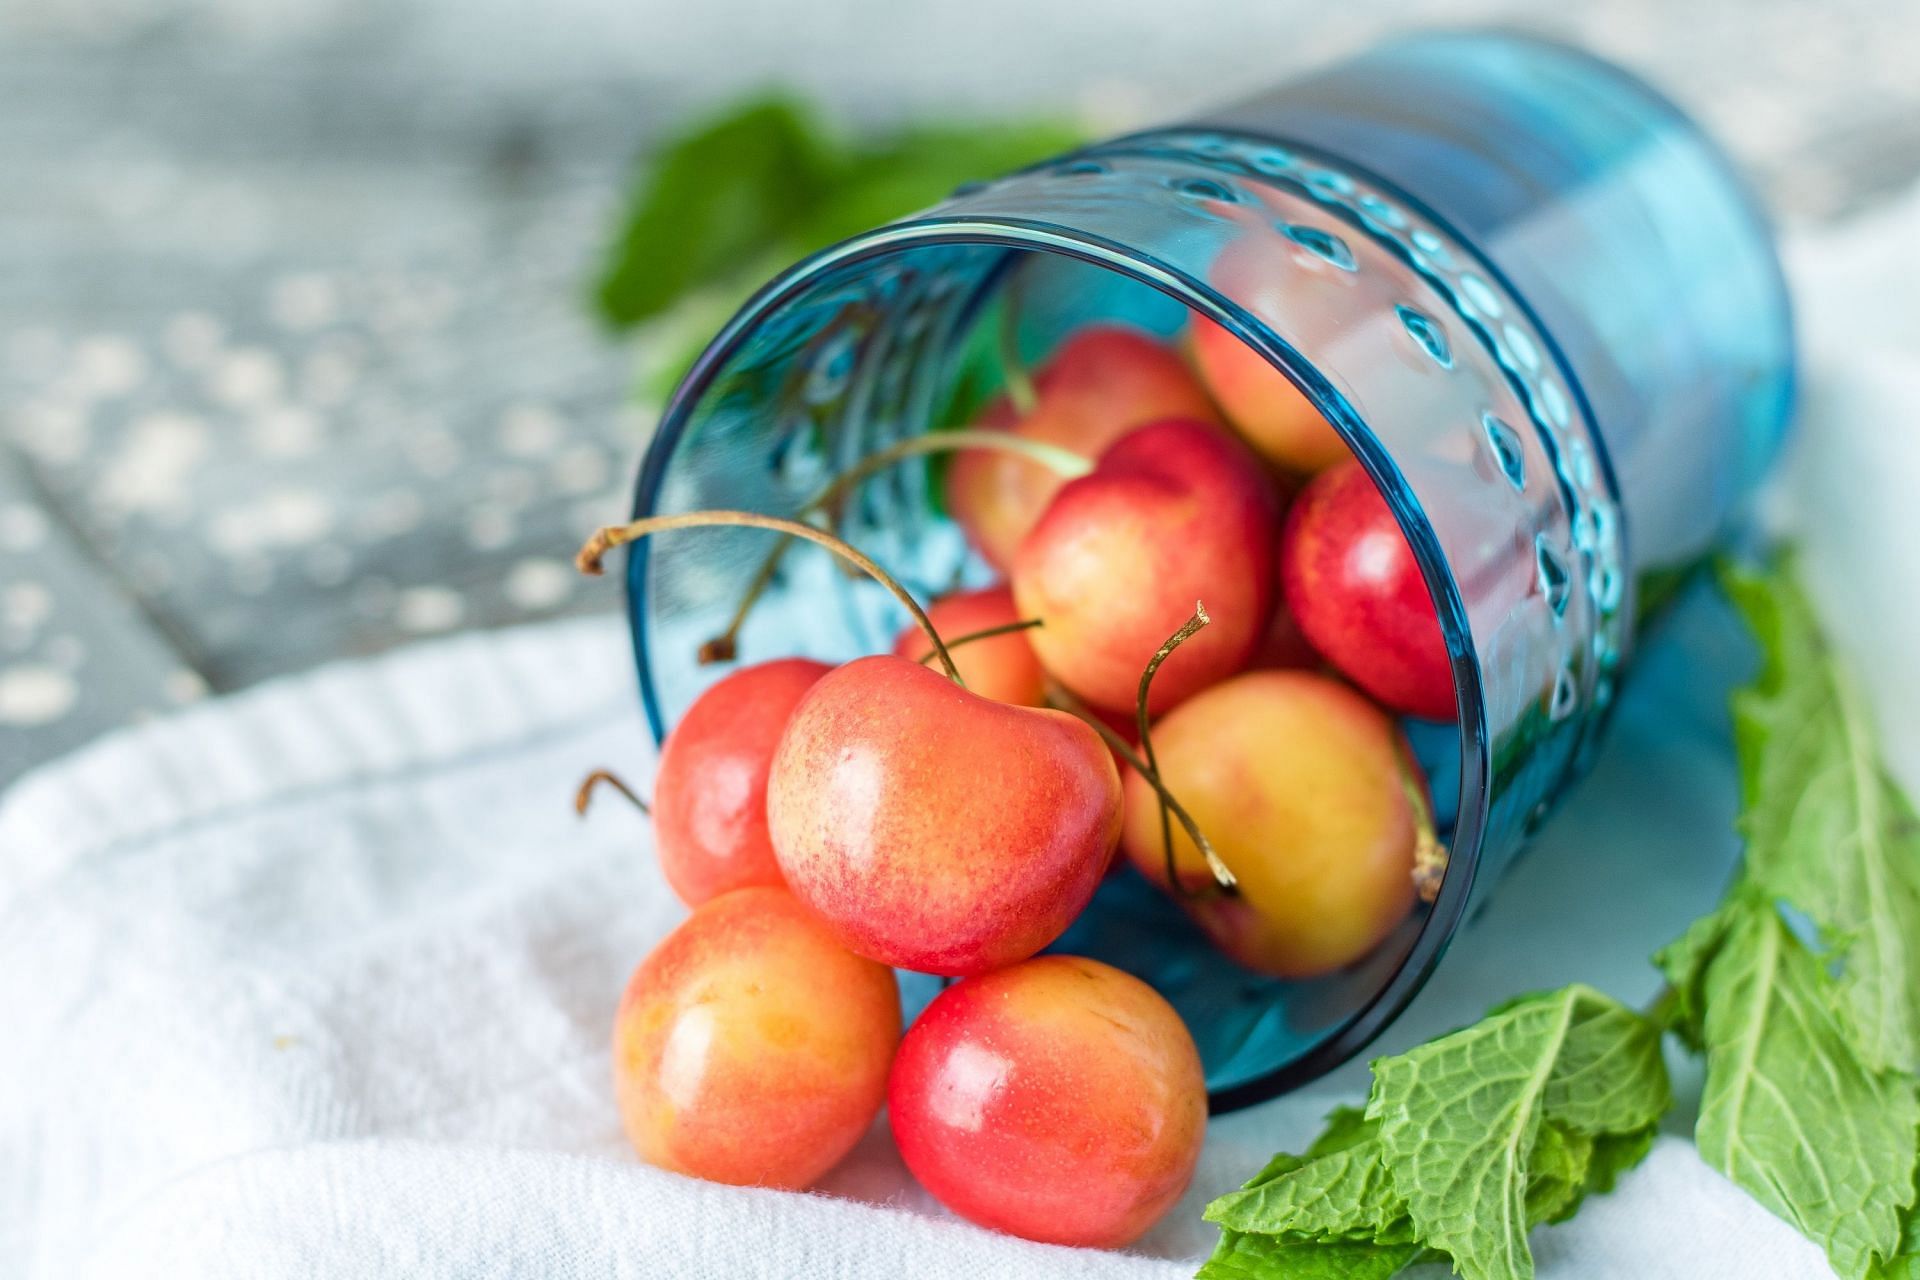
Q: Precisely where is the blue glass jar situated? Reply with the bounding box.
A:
[622,32,1794,1110]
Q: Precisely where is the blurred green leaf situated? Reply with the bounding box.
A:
[789,121,1086,251]
[594,96,835,329]
[593,98,1083,396]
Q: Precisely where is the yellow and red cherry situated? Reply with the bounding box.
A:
[1013,417,1280,717]
[888,954,1206,1247]
[611,886,900,1189]
[767,655,1121,976]
[1190,314,1350,474]
[1121,669,1420,977]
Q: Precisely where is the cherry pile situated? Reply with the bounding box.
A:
[580,318,1453,1249]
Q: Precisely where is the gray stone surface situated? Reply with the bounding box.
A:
[4,0,1919,788]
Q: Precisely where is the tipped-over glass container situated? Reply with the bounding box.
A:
[621,31,1794,1110]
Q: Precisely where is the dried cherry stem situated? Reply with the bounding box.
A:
[1045,678,1238,895]
[697,430,1090,664]
[575,769,650,817]
[911,616,1043,664]
[1396,742,1448,902]
[1136,603,1230,897]
[996,259,1039,414]
[577,509,963,684]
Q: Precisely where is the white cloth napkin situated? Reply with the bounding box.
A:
[5,188,1919,1279]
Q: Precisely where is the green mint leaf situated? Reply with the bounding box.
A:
[594,97,835,329]
[1580,1125,1660,1199]
[1653,900,1737,1048]
[1199,993,1663,1280]
[1204,1129,1412,1244]
[1868,1198,1920,1280]
[1367,986,1668,1280]
[1524,1121,1661,1227]
[1868,1199,1919,1280]
[1521,1123,1594,1226]
[1543,991,1673,1134]
[1196,1231,1429,1280]
[1308,1105,1379,1157]
[1690,895,1919,1279]
[1723,566,1920,1072]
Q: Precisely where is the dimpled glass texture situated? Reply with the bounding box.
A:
[623,32,1794,1110]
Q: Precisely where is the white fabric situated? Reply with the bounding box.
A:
[5,192,1919,1279]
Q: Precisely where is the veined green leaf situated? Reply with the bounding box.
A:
[1368,986,1668,1280]
[1869,1200,1920,1280]
[1653,899,1738,1049]
[1308,1105,1380,1158]
[1205,1131,1412,1245]
[1724,567,1920,1072]
[1692,897,1918,1279]
[1196,1231,1428,1280]
[1579,1126,1659,1200]
[1521,1123,1594,1226]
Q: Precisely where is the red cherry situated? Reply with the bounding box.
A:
[652,658,831,905]
[1013,418,1280,717]
[887,955,1206,1247]
[767,655,1121,976]
[1280,460,1454,720]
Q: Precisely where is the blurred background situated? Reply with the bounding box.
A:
[4,0,1919,788]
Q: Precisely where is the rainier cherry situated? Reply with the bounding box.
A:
[1013,418,1280,717]
[1190,315,1350,474]
[888,954,1206,1247]
[651,657,830,905]
[1281,459,1455,721]
[611,886,899,1189]
[767,655,1121,975]
[1122,669,1420,977]
[947,326,1219,570]
[891,585,1044,707]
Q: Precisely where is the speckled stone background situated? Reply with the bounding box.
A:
[4,0,1919,788]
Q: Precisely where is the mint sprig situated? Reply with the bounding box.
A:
[1203,988,1666,1280]
[1203,564,1920,1280]
[1372,986,1669,1280]
[1723,569,1920,1074]
[1659,893,1918,1278]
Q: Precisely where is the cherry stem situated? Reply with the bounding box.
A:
[697,430,1090,664]
[1135,603,1237,895]
[1396,742,1448,903]
[912,616,1043,665]
[996,260,1039,414]
[577,509,963,684]
[1045,679,1237,895]
[575,769,651,817]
